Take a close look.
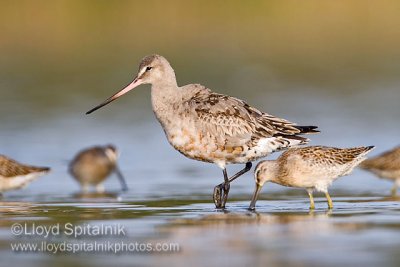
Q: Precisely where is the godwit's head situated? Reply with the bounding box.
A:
[249,160,277,210]
[86,54,176,114]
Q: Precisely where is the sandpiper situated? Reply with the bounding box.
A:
[69,145,128,193]
[0,155,50,194]
[86,54,318,208]
[249,145,374,210]
[359,146,400,196]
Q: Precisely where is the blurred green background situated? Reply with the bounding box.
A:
[1,0,399,114]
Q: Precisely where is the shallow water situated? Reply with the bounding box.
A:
[1,192,400,267]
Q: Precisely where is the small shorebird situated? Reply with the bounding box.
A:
[69,145,128,193]
[86,54,318,208]
[359,146,400,196]
[249,146,374,210]
[0,155,50,194]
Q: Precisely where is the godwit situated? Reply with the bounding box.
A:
[69,145,128,193]
[249,145,374,210]
[359,146,400,196]
[0,155,50,195]
[86,54,318,208]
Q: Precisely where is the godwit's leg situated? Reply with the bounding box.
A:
[325,191,333,209]
[227,162,253,184]
[213,162,252,208]
[307,189,315,210]
[220,168,231,208]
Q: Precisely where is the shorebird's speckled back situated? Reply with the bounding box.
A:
[0,155,50,192]
[250,146,374,210]
[0,155,49,178]
[256,146,374,191]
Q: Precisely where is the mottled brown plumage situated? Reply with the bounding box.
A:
[69,145,127,192]
[86,54,319,208]
[250,146,374,210]
[0,155,50,193]
[359,146,400,195]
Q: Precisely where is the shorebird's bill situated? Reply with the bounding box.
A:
[86,78,142,114]
[115,166,128,191]
[249,183,263,210]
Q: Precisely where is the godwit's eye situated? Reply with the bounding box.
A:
[146,66,152,71]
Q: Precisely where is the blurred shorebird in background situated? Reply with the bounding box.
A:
[0,155,50,195]
[360,146,400,196]
[69,145,128,193]
[86,54,319,208]
[250,146,374,210]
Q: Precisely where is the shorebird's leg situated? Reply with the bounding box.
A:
[213,162,253,209]
[96,183,105,194]
[390,183,398,196]
[82,184,90,193]
[307,189,315,210]
[325,192,333,209]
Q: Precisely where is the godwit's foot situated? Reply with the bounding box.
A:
[214,182,231,208]
[213,182,230,209]
[213,162,253,209]
[213,184,224,208]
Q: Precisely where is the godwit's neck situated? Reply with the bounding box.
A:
[149,60,181,124]
[151,82,181,120]
[150,63,179,104]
